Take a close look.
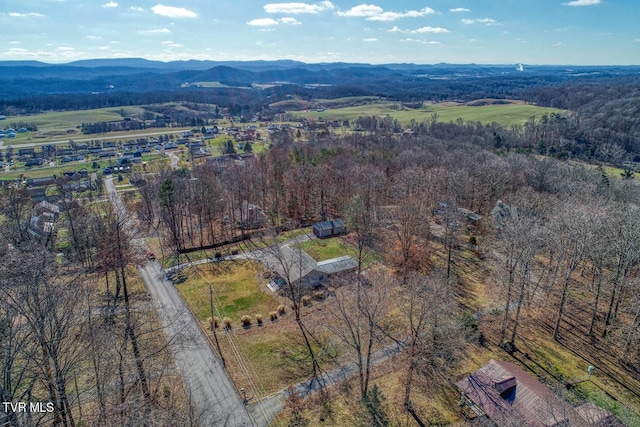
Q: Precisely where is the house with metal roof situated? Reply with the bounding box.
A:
[457,359,623,427]
[269,245,357,288]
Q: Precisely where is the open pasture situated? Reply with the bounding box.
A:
[291,101,565,127]
[4,106,146,132]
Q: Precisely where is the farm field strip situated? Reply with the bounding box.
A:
[4,106,146,130]
[292,102,566,127]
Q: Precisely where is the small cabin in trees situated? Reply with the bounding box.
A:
[457,359,624,427]
[312,218,346,238]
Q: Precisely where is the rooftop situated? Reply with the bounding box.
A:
[272,245,357,284]
[316,255,358,275]
[457,359,601,427]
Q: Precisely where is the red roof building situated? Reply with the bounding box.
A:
[456,359,624,427]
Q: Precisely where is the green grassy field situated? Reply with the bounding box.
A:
[292,101,565,127]
[177,260,278,322]
[4,106,146,131]
[298,237,350,261]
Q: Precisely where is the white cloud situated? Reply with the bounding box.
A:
[400,38,441,45]
[563,0,601,5]
[338,4,434,21]
[476,18,498,25]
[264,1,334,14]
[102,1,118,8]
[553,41,564,46]
[412,26,450,34]
[279,17,301,24]
[248,18,279,26]
[450,8,470,12]
[57,46,75,51]
[337,4,383,17]
[7,48,29,53]
[368,7,435,21]
[139,28,171,34]
[151,4,197,18]
[363,37,378,42]
[9,41,21,44]
[462,17,499,26]
[86,35,102,40]
[129,6,144,12]
[162,41,183,48]
[7,12,45,17]
[248,16,302,26]
[388,26,404,33]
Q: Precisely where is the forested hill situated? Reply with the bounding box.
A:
[0,59,638,101]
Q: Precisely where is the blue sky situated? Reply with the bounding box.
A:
[1,1,638,65]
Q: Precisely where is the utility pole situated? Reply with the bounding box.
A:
[210,285,226,368]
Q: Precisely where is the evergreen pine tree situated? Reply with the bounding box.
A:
[363,384,389,427]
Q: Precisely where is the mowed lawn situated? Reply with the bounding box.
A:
[292,101,565,127]
[298,237,351,261]
[177,260,279,322]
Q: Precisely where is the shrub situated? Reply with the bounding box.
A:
[241,315,251,327]
[302,295,312,306]
[210,317,219,330]
[327,287,336,295]
[223,317,232,330]
[277,304,286,315]
[269,311,278,321]
[313,291,324,301]
[255,314,263,325]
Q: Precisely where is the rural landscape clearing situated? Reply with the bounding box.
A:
[2,1,640,426]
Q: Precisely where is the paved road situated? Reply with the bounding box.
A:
[105,178,253,426]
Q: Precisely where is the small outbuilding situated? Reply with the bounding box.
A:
[312,221,334,238]
[312,218,346,238]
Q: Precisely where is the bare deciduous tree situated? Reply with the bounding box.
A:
[325,270,391,400]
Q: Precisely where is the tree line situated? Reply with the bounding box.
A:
[0,186,212,426]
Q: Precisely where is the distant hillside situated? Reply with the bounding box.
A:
[1,58,640,114]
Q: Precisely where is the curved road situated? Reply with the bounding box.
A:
[105,178,253,426]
